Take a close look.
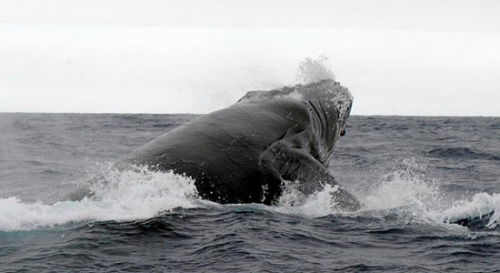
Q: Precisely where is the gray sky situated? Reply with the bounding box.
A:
[1,0,499,116]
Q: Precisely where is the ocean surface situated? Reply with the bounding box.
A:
[1,113,499,272]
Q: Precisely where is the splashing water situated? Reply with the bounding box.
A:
[362,161,443,211]
[296,55,335,85]
[245,156,497,232]
[1,152,499,232]
[348,157,500,230]
[441,193,500,229]
[272,181,344,217]
[0,166,199,231]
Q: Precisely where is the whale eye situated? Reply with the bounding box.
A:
[340,129,346,136]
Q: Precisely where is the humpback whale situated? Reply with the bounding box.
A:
[117,79,360,211]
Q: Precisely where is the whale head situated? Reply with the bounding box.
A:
[299,80,353,141]
[238,79,353,165]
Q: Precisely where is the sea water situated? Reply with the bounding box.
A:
[1,113,499,272]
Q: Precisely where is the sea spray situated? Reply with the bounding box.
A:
[0,167,199,231]
[440,193,500,229]
[296,55,336,84]
[274,181,351,217]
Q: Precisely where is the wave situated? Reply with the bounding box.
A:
[352,158,500,232]
[427,147,500,161]
[0,161,499,232]
[441,193,500,230]
[0,167,200,231]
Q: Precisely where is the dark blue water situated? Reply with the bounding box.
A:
[1,113,500,272]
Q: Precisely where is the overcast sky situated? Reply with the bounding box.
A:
[1,0,499,116]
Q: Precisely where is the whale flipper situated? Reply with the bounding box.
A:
[263,144,360,211]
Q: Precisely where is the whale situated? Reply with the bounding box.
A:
[115,79,360,211]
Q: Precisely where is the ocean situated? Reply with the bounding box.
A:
[1,113,499,272]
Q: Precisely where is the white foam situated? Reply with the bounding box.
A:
[440,193,500,228]
[259,157,499,232]
[2,159,498,232]
[271,181,346,217]
[0,168,199,231]
[347,159,500,231]
[361,170,442,212]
